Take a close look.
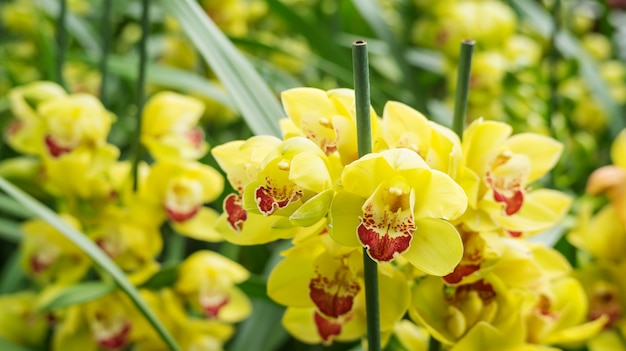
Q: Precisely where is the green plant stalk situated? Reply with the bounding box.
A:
[452,40,475,136]
[99,0,112,106]
[0,176,180,350]
[352,40,381,351]
[131,0,149,191]
[55,0,67,88]
[546,0,561,138]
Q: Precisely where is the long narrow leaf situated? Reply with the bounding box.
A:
[159,0,284,137]
[0,218,21,243]
[0,194,32,218]
[0,252,26,294]
[38,281,117,313]
[508,0,625,138]
[0,177,180,351]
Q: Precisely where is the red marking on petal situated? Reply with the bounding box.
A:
[358,223,411,261]
[314,311,342,345]
[254,185,301,216]
[98,322,132,350]
[443,264,481,284]
[447,280,496,304]
[166,205,200,222]
[186,127,204,149]
[493,188,524,215]
[224,193,247,232]
[508,230,523,238]
[202,296,230,318]
[6,120,23,137]
[45,135,73,157]
[96,238,115,258]
[309,272,360,318]
[588,285,622,328]
[30,255,50,274]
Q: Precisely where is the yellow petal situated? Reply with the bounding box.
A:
[328,191,363,247]
[497,189,572,233]
[172,207,223,242]
[289,189,334,227]
[267,246,321,308]
[289,152,332,193]
[402,218,463,276]
[502,133,563,182]
[462,119,512,176]
[409,169,468,220]
[611,129,626,168]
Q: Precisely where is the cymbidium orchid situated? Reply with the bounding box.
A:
[20,215,90,286]
[141,159,224,241]
[329,148,467,275]
[268,229,409,345]
[377,100,462,177]
[5,81,66,155]
[280,87,381,165]
[175,250,251,323]
[585,129,626,224]
[87,206,162,285]
[141,91,209,160]
[0,291,48,348]
[241,136,339,227]
[212,136,304,245]
[134,288,234,351]
[51,291,142,351]
[458,118,571,237]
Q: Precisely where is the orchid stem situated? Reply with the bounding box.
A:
[131,0,149,191]
[99,0,112,106]
[352,40,381,351]
[55,0,67,89]
[452,40,475,136]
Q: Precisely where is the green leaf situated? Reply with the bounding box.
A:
[0,177,181,351]
[0,337,34,351]
[0,217,22,243]
[35,0,101,54]
[159,0,284,137]
[0,194,33,219]
[0,252,26,294]
[238,274,269,300]
[507,0,625,138]
[38,281,117,313]
[228,298,289,351]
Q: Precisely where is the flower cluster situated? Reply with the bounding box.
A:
[0,82,250,350]
[212,86,597,348]
[567,129,626,350]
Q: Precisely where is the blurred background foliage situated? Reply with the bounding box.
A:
[0,0,625,350]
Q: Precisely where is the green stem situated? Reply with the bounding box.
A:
[546,0,561,138]
[352,40,381,351]
[164,229,186,264]
[56,0,67,88]
[131,0,150,191]
[99,0,112,105]
[452,40,475,136]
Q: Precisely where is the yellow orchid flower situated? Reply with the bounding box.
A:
[524,276,607,348]
[20,215,90,286]
[175,250,251,322]
[409,273,520,346]
[134,288,234,351]
[141,91,209,160]
[87,205,162,285]
[586,129,626,224]
[241,137,339,225]
[459,118,570,237]
[6,80,66,155]
[0,291,48,348]
[568,200,626,262]
[268,230,410,345]
[42,144,120,199]
[38,93,114,158]
[573,262,626,350]
[280,87,381,165]
[377,100,462,177]
[51,290,142,351]
[142,159,224,241]
[329,148,467,275]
